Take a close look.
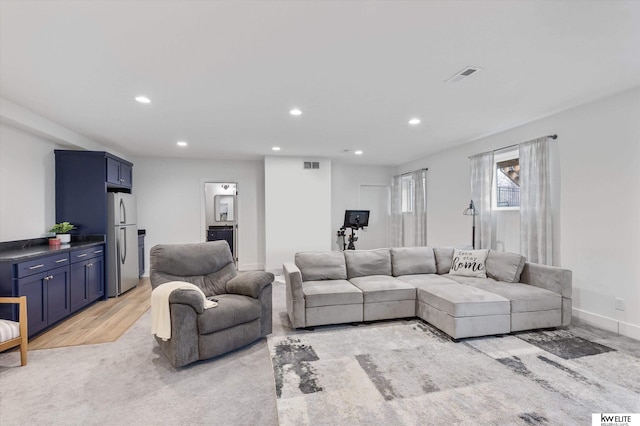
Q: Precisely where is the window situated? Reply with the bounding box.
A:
[400,174,414,212]
[493,149,520,209]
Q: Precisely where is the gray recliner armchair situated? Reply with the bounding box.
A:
[150,241,273,367]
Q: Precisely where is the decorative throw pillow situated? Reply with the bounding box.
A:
[449,249,489,278]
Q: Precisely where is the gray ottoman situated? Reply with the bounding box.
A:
[412,279,511,339]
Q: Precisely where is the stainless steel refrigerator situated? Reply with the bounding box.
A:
[107,193,139,297]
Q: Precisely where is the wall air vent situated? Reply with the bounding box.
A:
[303,161,320,169]
[444,66,483,84]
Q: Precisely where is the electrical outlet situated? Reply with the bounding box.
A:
[615,298,625,311]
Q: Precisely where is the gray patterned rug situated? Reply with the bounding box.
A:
[268,319,640,425]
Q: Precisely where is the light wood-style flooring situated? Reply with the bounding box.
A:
[28,277,151,350]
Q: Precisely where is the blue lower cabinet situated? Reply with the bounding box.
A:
[0,243,105,338]
[70,246,105,313]
[17,272,49,336]
[17,265,70,337]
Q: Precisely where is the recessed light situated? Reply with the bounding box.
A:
[135,96,151,104]
[289,108,302,116]
[408,118,421,125]
[177,141,188,147]
[272,146,281,151]
[354,150,363,155]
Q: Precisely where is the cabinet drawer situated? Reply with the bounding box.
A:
[70,246,104,263]
[16,254,70,278]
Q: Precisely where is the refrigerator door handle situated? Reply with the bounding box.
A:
[120,198,126,224]
[120,227,127,264]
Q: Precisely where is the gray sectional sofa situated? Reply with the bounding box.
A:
[283,247,571,339]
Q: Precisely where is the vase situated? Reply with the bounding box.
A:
[57,234,71,244]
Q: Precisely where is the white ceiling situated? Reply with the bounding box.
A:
[1,1,639,166]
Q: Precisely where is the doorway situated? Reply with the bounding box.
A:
[204,182,238,262]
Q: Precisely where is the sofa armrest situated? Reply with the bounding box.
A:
[283,262,304,299]
[520,262,572,298]
[226,271,275,298]
[283,262,306,328]
[168,289,206,314]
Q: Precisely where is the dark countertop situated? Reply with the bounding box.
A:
[0,235,106,263]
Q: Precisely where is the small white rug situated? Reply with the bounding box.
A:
[268,319,640,426]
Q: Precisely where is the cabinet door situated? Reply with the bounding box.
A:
[120,162,133,188]
[46,266,71,324]
[87,256,104,302]
[70,260,89,312]
[106,157,121,185]
[17,273,47,337]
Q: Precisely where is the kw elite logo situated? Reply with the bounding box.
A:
[593,413,639,426]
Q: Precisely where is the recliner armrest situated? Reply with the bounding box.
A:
[168,289,206,314]
[226,271,275,298]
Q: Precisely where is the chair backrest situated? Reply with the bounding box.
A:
[150,241,237,295]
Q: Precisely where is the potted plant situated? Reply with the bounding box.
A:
[49,222,76,244]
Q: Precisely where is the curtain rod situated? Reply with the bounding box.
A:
[470,134,558,158]
[397,167,428,178]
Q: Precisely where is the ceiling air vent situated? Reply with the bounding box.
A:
[303,161,320,169]
[444,66,483,84]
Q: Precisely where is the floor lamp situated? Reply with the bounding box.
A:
[463,200,477,249]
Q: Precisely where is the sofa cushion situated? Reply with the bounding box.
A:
[449,249,489,278]
[295,251,347,281]
[349,275,416,303]
[390,247,437,276]
[459,278,562,313]
[486,250,527,283]
[344,249,392,279]
[197,294,262,335]
[434,247,455,274]
[303,279,363,307]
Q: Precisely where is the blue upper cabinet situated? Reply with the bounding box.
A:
[106,156,133,189]
[55,150,133,235]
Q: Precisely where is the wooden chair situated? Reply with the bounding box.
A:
[0,296,28,366]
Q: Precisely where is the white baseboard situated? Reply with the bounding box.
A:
[619,321,640,341]
[572,308,640,341]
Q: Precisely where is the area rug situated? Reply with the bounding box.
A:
[268,319,640,425]
[0,311,279,425]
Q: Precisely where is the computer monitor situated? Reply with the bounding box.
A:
[343,210,370,228]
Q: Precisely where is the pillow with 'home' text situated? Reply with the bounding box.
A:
[449,249,489,278]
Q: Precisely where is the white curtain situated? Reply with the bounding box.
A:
[470,152,494,249]
[409,169,428,246]
[389,170,427,247]
[519,136,552,265]
[389,175,403,247]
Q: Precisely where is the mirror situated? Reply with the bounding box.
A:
[214,195,235,222]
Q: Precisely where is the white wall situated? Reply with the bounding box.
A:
[0,97,126,242]
[264,157,332,271]
[133,156,265,273]
[331,162,395,250]
[0,124,61,240]
[398,87,640,340]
